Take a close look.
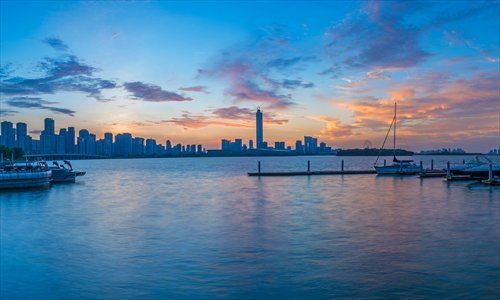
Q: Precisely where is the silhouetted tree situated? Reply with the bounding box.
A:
[0,145,25,160]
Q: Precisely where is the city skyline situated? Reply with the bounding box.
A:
[1,110,341,157]
[1,1,499,152]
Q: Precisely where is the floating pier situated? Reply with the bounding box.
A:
[248,160,376,176]
[417,170,446,178]
[248,170,377,176]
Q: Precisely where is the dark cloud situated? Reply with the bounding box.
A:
[199,25,315,110]
[6,97,76,116]
[43,37,69,51]
[211,106,288,125]
[211,106,254,119]
[266,56,316,71]
[318,66,341,78]
[159,106,288,129]
[178,86,209,93]
[1,55,116,101]
[0,109,19,117]
[324,1,494,70]
[280,79,314,89]
[124,81,192,102]
[325,1,431,69]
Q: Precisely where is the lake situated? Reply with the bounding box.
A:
[1,155,499,299]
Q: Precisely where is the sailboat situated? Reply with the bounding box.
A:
[374,102,421,175]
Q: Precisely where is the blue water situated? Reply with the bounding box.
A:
[1,156,499,299]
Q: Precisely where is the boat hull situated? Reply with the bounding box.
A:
[50,168,86,183]
[0,170,52,189]
[456,165,500,178]
[375,164,421,175]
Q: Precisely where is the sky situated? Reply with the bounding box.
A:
[0,0,499,152]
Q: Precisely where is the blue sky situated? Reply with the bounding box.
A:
[1,0,499,151]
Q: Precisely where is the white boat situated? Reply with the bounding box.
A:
[449,156,490,175]
[0,161,52,189]
[457,164,500,178]
[374,102,421,175]
[49,161,86,183]
[375,160,422,175]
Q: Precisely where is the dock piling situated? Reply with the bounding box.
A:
[384,159,386,166]
[489,164,493,180]
[307,160,311,172]
[431,160,434,170]
[420,161,423,171]
[341,160,344,171]
[258,161,261,174]
[447,161,451,177]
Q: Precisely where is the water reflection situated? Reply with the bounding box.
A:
[1,156,499,298]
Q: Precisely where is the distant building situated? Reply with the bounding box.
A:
[0,121,15,148]
[304,136,318,154]
[145,138,156,155]
[295,140,304,153]
[275,141,285,150]
[256,108,263,149]
[44,118,55,136]
[249,139,254,149]
[66,127,75,153]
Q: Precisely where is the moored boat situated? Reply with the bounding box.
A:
[449,156,491,175]
[49,161,86,183]
[374,102,421,175]
[456,164,500,178]
[0,161,52,189]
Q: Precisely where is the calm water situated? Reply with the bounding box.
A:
[1,156,499,299]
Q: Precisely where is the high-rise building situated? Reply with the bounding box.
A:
[304,136,318,154]
[0,121,15,147]
[66,127,75,153]
[221,139,231,150]
[56,134,66,154]
[16,122,27,150]
[104,133,113,156]
[132,137,145,155]
[44,118,55,136]
[249,139,254,149]
[275,141,285,150]
[87,134,96,155]
[295,140,304,153]
[114,133,129,156]
[165,140,172,154]
[145,138,156,155]
[256,108,263,149]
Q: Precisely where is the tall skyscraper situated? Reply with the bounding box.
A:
[16,122,27,149]
[256,108,263,149]
[44,118,55,136]
[67,127,75,153]
[1,121,15,147]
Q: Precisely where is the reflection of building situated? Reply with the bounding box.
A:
[256,108,263,149]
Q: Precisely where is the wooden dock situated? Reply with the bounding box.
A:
[248,170,376,176]
[444,175,482,181]
[417,170,446,178]
[481,178,500,186]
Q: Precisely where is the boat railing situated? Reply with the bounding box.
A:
[0,161,50,173]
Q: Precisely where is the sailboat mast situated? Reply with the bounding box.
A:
[393,102,397,156]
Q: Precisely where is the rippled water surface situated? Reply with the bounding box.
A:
[1,156,499,299]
